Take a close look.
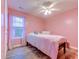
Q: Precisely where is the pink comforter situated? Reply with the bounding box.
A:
[27,34,66,59]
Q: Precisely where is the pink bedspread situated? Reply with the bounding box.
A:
[27,34,66,59]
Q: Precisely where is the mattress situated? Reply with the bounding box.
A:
[29,34,66,45]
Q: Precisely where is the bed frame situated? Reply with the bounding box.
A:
[59,42,66,54]
[27,42,66,54]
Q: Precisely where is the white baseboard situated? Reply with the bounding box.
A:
[9,44,26,50]
[70,46,78,51]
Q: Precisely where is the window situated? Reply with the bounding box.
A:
[12,16,24,39]
[13,16,24,27]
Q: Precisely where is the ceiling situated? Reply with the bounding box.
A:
[8,0,78,19]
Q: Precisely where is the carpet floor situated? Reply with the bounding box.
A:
[7,46,78,59]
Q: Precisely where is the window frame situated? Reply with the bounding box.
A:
[11,16,25,39]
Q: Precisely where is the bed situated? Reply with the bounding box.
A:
[27,33,67,59]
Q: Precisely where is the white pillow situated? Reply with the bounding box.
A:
[41,31,50,34]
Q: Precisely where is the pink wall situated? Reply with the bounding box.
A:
[8,8,45,49]
[8,8,45,33]
[8,8,78,49]
[45,8,78,48]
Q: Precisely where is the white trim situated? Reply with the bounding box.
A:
[5,0,8,59]
[70,46,78,51]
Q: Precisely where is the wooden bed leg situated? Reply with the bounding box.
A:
[64,43,66,54]
[26,42,28,46]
